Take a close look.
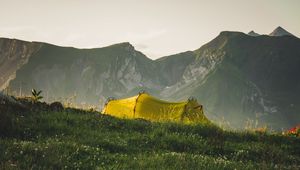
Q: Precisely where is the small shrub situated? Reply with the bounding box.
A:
[31,89,43,103]
[50,102,64,112]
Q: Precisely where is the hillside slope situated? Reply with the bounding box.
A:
[1,96,299,169]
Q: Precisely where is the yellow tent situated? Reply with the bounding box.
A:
[102,92,210,124]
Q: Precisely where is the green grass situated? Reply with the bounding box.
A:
[1,103,300,169]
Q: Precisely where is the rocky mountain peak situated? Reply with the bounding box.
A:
[114,42,135,52]
[248,30,260,36]
[269,26,295,37]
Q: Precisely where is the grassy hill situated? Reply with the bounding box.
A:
[1,96,299,169]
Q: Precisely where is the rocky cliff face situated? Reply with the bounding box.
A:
[1,29,300,130]
[161,32,300,129]
[5,42,162,106]
[0,38,42,90]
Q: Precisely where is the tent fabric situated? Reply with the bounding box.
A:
[102,93,210,124]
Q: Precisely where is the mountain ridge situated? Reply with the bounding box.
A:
[161,31,300,129]
[1,28,300,130]
[1,25,298,59]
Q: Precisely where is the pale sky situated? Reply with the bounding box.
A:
[0,0,299,59]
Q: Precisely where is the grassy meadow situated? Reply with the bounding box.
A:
[0,97,300,169]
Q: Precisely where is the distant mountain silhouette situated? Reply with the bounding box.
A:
[269,26,295,37]
[248,30,260,36]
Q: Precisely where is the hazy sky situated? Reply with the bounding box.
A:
[0,0,299,59]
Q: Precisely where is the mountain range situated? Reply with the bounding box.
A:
[1,27,299,130]
[248,26,295,37]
